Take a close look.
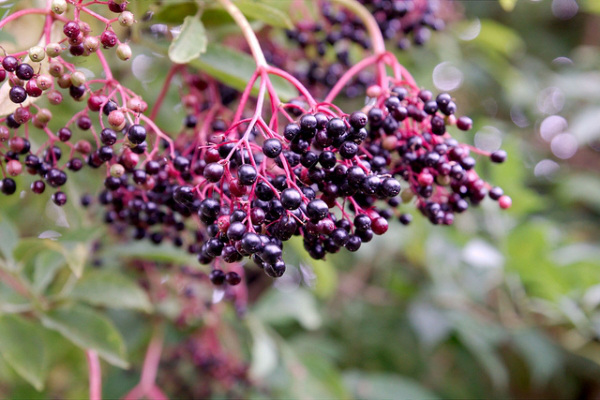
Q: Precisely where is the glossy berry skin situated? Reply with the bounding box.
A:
[225,271,241,285]
[280,188,302,210]
[490,150,507,163]
[31,180,46,194]
[306,199,329,221]
[264,259,285,277]
[52,191,67,206]
[203,162,224,182]
[127,124,146,144]
[2,56,18,72]
[209,269,226,285]
[25,79,43,97]
[58,127,72,142]
[237,164,257,186]
[263,138,282,158]
[100,30,118,48]
[9,86,27,103]
[457,116,473,131]
[63,21,80,38]
[15,63,34,80]
[100,128,117,145]
[1,178,17,195]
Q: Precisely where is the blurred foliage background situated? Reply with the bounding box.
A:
[2,0,600,398]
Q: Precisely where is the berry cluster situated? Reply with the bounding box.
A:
[0,0,136,203]
[283,0,452,95]
[0,0,510,289]
[160,331,250,399]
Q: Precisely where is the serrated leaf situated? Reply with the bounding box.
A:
[169,15,208,64]
[0,315,46,391]
[69,270,152,313]
[235,0,293,29]
[189,43,297,101]
[41,304,128,368]
[154,1,199,24]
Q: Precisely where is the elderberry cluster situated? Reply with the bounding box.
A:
[0,0,137,202]
[284,0,452,94]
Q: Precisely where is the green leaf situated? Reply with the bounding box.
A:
[581,0,600,14]
[450,312,509,389]
[106,241,199,266]
[69,270,152,313]
[40,304,128,368]
[472,20,525,57]
[33,251,66,294]
[189,43,297,101]
[512,329,562,386]
[61,242,88,278]
[235,0,293,29]
[168,15,208,64]
[0,315,46,391]
[246,316,278,379]
[286,236,338,298]
[253,288,321,330]
[499,0,517,12]
[153,1,199,24]
[343,371,438,400]
[0,215,18,265]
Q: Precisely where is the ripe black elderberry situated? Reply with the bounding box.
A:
[127,124,146,144]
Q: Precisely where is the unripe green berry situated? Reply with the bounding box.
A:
[51,0,68,14]
[29,46,45,62]
[118,11,135,27]
[116,43,132,61]
[70,71,86,86]
[110,164,125,178]
[46,43,62,58]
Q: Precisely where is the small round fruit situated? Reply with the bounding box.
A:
[28,46,45,62]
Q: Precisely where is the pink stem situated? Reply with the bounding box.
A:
[86,350,102,400]
[80,5,111,24]
[96,50,113,81]
[324,54,379,103]
[266,66,317,108]
[139,333,164,391]
[233,69,260,122]
[150,65,179,121]
[0,8,48,29]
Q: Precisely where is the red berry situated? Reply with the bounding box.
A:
[100,30,118,48]
[498,195,512,209]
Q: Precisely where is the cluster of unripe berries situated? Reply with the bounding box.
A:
[0,1,139,202]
